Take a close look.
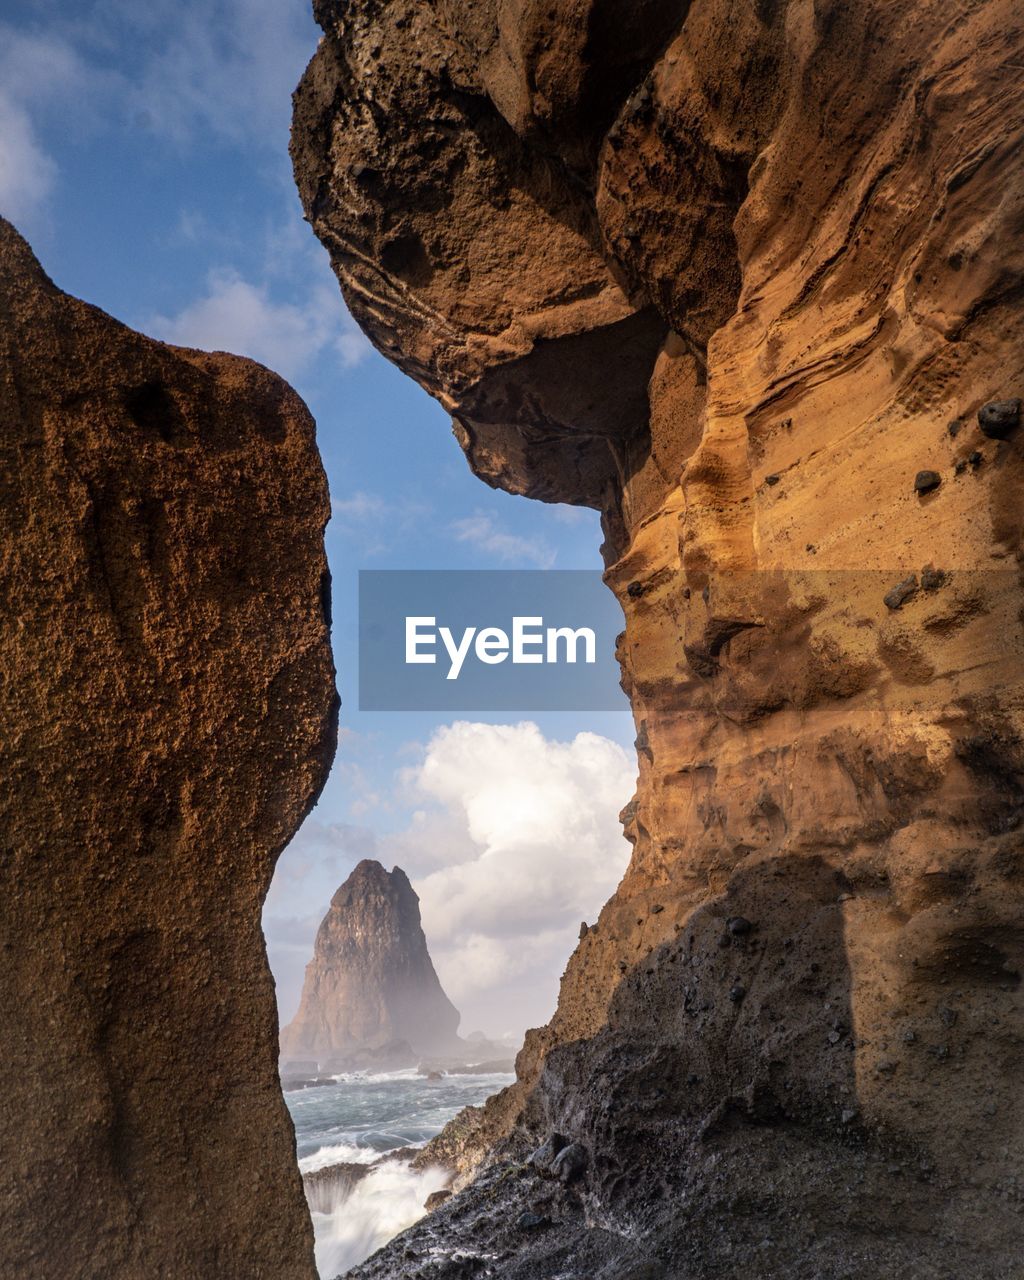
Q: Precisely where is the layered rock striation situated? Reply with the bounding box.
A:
[292,0,1024,1273]
[281,860,461,1066]
[0,220,336,1280]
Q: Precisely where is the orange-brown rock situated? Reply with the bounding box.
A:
[0,220,336,1280]
[293,0,1024,1273]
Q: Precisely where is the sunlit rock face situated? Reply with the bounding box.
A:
[294,0,1024,1273]
[0,220,336,1280]
[281,860,461,1065]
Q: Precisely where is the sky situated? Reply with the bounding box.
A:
[0,0,637,1039]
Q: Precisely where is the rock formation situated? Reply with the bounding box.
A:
[0,219,336,1280]
[281,860,461,1065]
[293,0,1024,1274]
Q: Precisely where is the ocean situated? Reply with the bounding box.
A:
[286,1068,515,1278]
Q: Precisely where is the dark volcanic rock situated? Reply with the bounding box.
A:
[0,219,335,1279]
[883,575,919,610]
[978,399,1021,439]
[281,860,460,1062]
[527,1132,568,1174]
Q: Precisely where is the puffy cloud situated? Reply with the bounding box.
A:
[385,722,635,1032]
[0,0,315,223]
[0,27,99,228]
[450,513,556,569]
[265,722,636,1037]
[51,0,313,150]
[146,268,369,381]
[0,93,56,226]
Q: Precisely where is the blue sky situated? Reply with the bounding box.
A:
[1,0,636,1037]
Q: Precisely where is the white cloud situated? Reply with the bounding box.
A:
[71,0,313,149]
[332,492,388,521]
[387,722,634,1030]
[146,268,369,382]
[0,26,100,229]
[264,722,636,1037]
[551,504,592,526]
[0,93,56,226]
[0,0,315,223]
[451,513,557,569]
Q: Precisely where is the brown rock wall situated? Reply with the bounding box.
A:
[293,0,1024,1271]
[0,221,336,1280]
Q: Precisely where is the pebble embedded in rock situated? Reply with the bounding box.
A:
[627,580,644,598]
[969,450,983,468]
[729,984,746,1003]
[528,1133,569,1174]
[977,398,1021,439]
[651,903,664,914]
[727,916,752,936]
[914,469,941,494]
[765,473,780,486]
[948,419,963,437]
[828,1030,842,1045]
[551,1142,588,1183]
[921,565,946,591]
[884,575,918,610]
[841,1108,858,1125]
[516,1211,549,1231]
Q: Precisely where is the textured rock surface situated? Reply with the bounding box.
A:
[293,0,1024,1274]
[281,860,461,1064]
[0,220,336,1280]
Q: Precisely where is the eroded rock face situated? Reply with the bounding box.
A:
[281,860,461,1064]
[293,0,1024,1273]
[0,220,336,1280]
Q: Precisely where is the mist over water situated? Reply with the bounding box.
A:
[286,1068,514,1277]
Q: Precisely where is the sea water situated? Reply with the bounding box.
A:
[286,1068,514,1278]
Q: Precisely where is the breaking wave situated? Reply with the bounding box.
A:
[285,1067,514,1276]
[308,1157,447,1277]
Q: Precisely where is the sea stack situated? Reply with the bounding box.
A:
[281,860,460,1067]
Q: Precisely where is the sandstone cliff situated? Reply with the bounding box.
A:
[293,0,1024,1274]
[0,220,336,1280]
[282,860,461,1065]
